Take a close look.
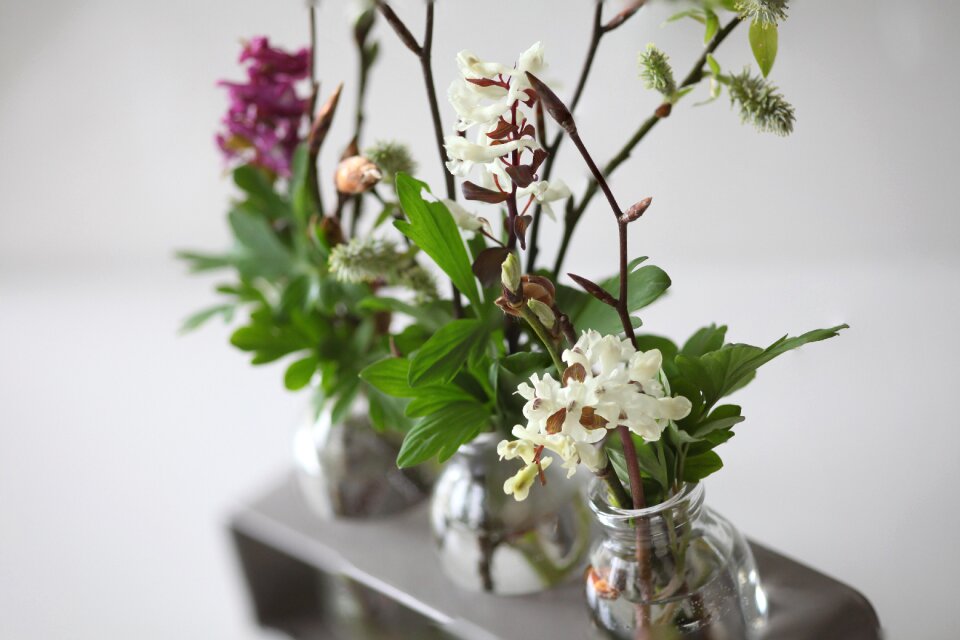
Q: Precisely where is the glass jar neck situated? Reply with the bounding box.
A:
[588,480,705,548]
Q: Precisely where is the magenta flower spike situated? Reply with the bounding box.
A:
[215,37,311,177]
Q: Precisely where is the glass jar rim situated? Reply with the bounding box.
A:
[587,479,704,524]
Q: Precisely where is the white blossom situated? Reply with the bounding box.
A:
[444,42,570,217]
[499,330,693,500]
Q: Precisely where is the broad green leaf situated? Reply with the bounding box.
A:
[749,21,778,77]
[284,355,318,390]
[179,303,235,333]
[397,402,490,467]
[405,387,478,418]
[233,165,290,220]
[689,404,745,437]
[228,208,294,279]
[682,450,724,482]
[359,357,418,397]
[681,324,728,358]
[676,325,848,409]
[230,324,307,364]
[394,173,481,309]
[687,428,736,456]
[409,319,486,386]
[572,265,671,334]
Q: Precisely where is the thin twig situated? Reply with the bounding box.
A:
[377,0,463,316]
[551,16,742,279]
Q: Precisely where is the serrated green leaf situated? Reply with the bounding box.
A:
[394,173,481,309]
[749,20,778,77]
[409,319,486,386]
[284,355,318,390]
[397,402,490,467]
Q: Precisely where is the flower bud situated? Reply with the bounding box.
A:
[521,274,556,307]
[526,298,556,330]
[335,155,382,194]
[500,253,522,294]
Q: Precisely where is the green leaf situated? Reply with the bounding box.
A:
[359,357,418,397]
[288,144,313,225]
[689,404,745,437]
[394,173,481,309]
[409,319,485,386]
[686,428,736,456]
[676,325,848,409]
[706,53,722,77]
[393,324,433,356]
[179,303,235,333]
[405,386,478,418]
[665,9,705,25]
[228,208,294,279]
[357,296,452,331]
[176,250,237,273]
[284,355,318,390]
[230,324,307,364]
[749,20,778,77]
[572,265,671,334]
[367,386,413,432]
[682,450,724,482]
[233,165,290,220]
[681,324,728,358]
[704,8,720,43]
[397,402,489,467]
[330,377,361,425]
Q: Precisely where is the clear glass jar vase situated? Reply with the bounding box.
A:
[430,432,592,595]
[293,394,432,519]
[585,480,767,639]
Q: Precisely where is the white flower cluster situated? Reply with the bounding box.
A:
[443,42,571,230]
[498,330,693,501]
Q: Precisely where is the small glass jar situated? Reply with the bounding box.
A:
[293,395,431,519]
[430,432,592,595]
[585,480,767,639]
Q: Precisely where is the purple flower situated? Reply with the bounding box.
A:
[216,37,311,177]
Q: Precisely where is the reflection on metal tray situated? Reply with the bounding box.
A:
[230,474,882,640]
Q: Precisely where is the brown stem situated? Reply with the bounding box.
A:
[527,0,603,271]
[551,16,742,279]
[377,0,463,317]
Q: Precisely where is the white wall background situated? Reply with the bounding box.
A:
[1,1,957,638]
